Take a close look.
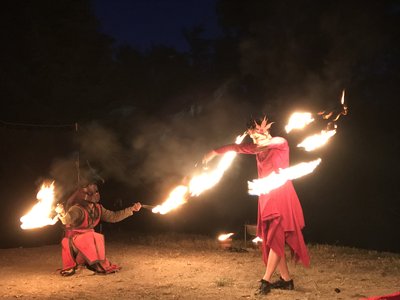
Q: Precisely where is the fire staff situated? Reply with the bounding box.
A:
[56,183,141,276]
[203,116,309,295]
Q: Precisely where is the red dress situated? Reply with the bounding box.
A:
[214,137,310,266]
[61,203,120,273]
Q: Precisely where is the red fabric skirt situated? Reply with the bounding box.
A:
[260,216,310,267]
[61,231,120,273]
[360,291,400,300]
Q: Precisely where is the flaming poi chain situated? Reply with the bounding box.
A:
[154,90,348,210]
[248,90,348,195]
[152,133,247,214]
[21,91,348,224]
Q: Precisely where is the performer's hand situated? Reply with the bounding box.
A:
[131,202,141,212]
[202,150,217,165]
[55,203,65,215]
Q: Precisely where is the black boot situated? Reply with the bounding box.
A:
[271,276,294,290]
[255,279,272,295]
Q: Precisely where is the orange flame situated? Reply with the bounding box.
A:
[252,236,263,244]
[20,182,59,229]
[152,185,189,215]
[341,90,345,105]
[297,129,336,151]
[285,112,315,133]
[152,133,247,215]
[333,90,347,121]
[248,159,321,195]
[218,233,234,241]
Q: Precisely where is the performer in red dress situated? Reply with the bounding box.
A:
[56,183,141,276]
[203,117,309,295]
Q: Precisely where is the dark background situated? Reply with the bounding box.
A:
[1,0,399,253]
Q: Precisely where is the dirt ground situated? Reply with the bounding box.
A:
[0,234,399,300]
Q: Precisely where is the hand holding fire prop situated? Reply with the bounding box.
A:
[202,150,218,166]
[285,90,348,152]
[131,202,142,212]
[141,204,156,210]
[151,133,247,215]
[248,91,348,195]
[153,91,348,212]
[54,203,65,215]
[286,90,347,132]
[318,90,348,122]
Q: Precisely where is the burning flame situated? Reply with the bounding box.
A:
[218,233,234,241]
[341,90,345,105]
[297,129,336,151]
[252,236,263,244]
[285,112,315,133]
[248,159,321,196]
[333,90,347,121]
[152,133,247,214]
[152,185,189,215]
[318,90,347,122]
[20,182,59,229]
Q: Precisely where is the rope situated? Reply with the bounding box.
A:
[0,119,76,130]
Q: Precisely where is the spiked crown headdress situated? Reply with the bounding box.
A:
[247,116,274,135]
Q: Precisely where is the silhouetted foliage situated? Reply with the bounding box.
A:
[0,0,399,251]
[0,0,115,123]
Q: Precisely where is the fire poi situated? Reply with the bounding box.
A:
[20,91,347,249]
[151,133,247,214]
[152,91,347,213]
[248,159,322,196]
[248,90,347,195]
[20,181,59,229]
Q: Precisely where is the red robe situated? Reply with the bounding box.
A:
[61,203,120,273]
[214,137,310,266]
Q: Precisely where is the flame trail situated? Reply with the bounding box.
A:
[285,112,315,133]
[20,182,59,229]
[152,133,247,214]
[153,91,348,214]
[284,90,347,152]
[248,159,321,196]
[297,129,337,151]
[152,185,189,215]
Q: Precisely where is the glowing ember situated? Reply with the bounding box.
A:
[218,233,234,241]
[152,133,247,214]
[20,182,59,229]
[252,237,263,244]
[297,129,336,151]
[152,185,189,215]
[285,112,315,133]
[341,90,345,105]
[248,159,321,196]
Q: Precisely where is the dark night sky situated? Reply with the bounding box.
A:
[92,0,221,52]
[1,0,399,253]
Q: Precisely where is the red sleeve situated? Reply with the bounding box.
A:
[213,143,259,155]
[213,138,287,155]
[266,137,288,150]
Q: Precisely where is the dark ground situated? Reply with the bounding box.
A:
[0,233,399,299]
